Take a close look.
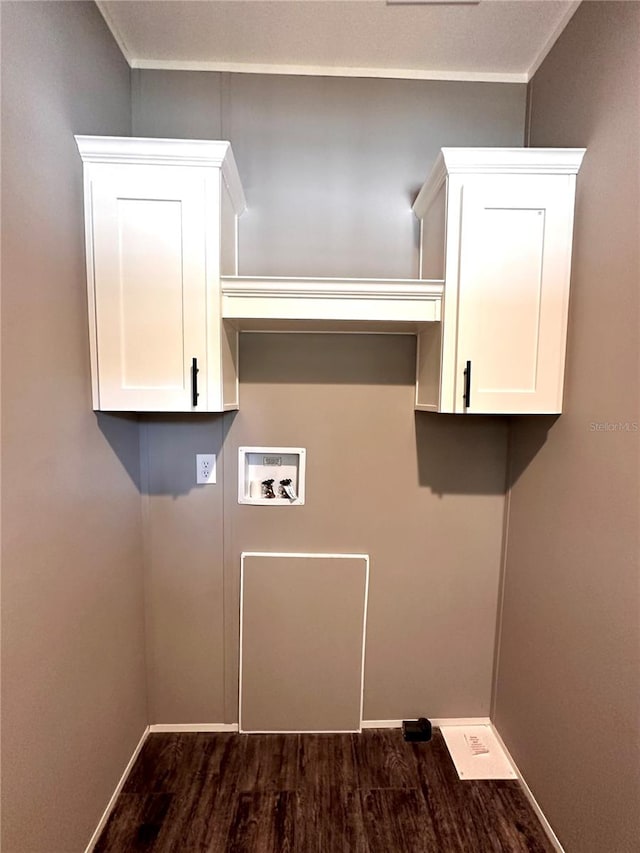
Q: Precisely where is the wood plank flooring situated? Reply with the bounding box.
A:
[95,729,555,852]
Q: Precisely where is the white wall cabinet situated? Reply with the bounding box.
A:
[76,140,583,416]
[75,136,246,412]
[413,149,585,414]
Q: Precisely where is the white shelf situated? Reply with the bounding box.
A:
[221,276,443,332]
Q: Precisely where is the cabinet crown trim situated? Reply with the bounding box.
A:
[221,276,444,300]
[74,135,246,214]
[413,147,585,218]
[221,276,444,330]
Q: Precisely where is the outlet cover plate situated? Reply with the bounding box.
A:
[196,453,217,485]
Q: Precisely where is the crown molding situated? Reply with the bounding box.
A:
[527,0,581,81]
[96,0,573,86]
[95,0,133,65]
[128,58,527,84]
[74,135,246,213]
[413,147,586,217]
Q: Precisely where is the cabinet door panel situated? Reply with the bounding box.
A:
[457,176,572,414]
[91,168,207,410]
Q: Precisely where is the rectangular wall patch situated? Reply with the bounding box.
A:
[239,552,369,733]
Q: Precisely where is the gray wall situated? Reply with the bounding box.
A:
[133,70,526,725]
[133,70,525,278]
[140,415,227,724]
[493,4,640,852]
[1,3,148,850]
[225,334,509,723]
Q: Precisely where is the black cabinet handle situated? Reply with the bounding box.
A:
[463,360,471,409]
[191,357,199,407]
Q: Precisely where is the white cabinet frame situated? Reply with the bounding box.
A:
[76,136,246,412]
[413,148,585,415]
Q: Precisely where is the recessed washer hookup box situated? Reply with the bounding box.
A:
[238,446,306,506]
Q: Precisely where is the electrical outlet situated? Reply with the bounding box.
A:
[196,453,216,485]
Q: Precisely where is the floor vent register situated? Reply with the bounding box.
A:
[439,725,517,780]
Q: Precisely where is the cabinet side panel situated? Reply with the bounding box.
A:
[415,325,442,410]
[221,182,238,276]
[221,322,239,409]
[240,554,367,732]
[420,182,446,280]
[205,172,223,411]
[220,183,239,408]
[440,180,464,413]
[83,174,100,408]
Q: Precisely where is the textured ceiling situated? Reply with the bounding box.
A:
[97,0,580,83]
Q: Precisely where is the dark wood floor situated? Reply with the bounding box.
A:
[95,729,555,852]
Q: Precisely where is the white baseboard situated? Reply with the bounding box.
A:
[491,724,565,853]
[150,719,487,734]
[85,726,149,853]
[362,717,491,729]
[149,723,239,733]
